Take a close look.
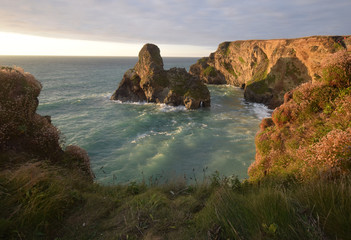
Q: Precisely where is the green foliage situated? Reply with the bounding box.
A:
[252,58,269,83]
[196,57,208,65]
[289,48,296,55]
[203,66,217,77]
[153,72,169,87]
[333,42,344,51]
[256,137,273,155]
[272,107,289,126]
[246,79,270,95]
[322,50,351,88]
[286,61,301,78]
[196,180,330,239]
[218,41,231,56]
[2,157,351,239]
[294,178,351,239]
[0,163,85,239]
[250,51,351,182]
[223,62,238,78]
[239,56,246,64]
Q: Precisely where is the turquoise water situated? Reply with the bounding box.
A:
[0,56,271,184]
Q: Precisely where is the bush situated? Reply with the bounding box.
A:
[300,128,351,176]
[322,50,351,88]
[64,145,95,180]
[251,51,351,180]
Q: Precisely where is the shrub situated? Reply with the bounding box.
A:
[301,128,351,176]
[322,50,351,88]
[64,145,95,180]
[203,66,217,77]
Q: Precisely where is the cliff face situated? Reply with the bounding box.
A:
[248,50,351,181]
[190,36,351,108]
[0,66,94,179]
[111,44,210,109]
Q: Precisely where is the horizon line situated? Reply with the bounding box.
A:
[0,54,204,58]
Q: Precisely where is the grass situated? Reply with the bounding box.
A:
[2,50,351,239]
[202,65,217,77]
[251,50,351,181]
[2,160,351,239]
[239,56,245,64]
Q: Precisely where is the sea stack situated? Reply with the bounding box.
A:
[111,44,210,109]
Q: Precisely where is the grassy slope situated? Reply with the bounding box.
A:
[249,50,351,181]
[1,51,351,239]
[2,163,351,239]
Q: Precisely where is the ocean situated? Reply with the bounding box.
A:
[0,56,272,184]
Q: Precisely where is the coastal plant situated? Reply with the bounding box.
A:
[250,50,351,180]
[295,177,351,239]
[300,128,351,176]
[239,56,245,64]
[322,50,351,88]
[0,162,84,239]
[203,65,217,77]
[196,184,325,239]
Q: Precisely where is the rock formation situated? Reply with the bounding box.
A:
[248,50,351,181]
[0,66,94,180]
[111,44,210,109]
[190,36,351,108]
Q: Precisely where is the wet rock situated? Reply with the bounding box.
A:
[111,44,210,109]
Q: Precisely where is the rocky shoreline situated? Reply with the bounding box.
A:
[190,35,351,109]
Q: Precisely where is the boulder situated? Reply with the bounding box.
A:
[111,44,210,109]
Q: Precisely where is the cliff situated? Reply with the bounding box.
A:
[248,50,351,181]
[1,64,350,239]
[111,44,210,109]
[0,66,94,178]
[190,36,351,108]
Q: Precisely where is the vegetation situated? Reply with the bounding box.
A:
[2,163,351,239]
[218,41,231,57]
[238,56,245,64]
[252,58,269,83]
[223,62,238,79]
[250,50,351,181]
[1,50,351,239]
[203,65,217,77]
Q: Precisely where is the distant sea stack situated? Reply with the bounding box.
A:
[190,36,351,109]
[111,44,210,109]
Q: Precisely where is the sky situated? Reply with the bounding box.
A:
[0,0,350,57]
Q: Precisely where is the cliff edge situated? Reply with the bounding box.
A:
[190,36,351,108]
[248,50,351,181]
[111,44,210,109]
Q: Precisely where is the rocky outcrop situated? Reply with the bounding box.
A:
[0,66,94,180]
[111,44,210,109]
[248,50,351,181]
[190,36,351,108]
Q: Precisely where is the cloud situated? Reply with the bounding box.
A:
[0,0,350,47]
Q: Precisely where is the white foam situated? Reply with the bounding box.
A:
[78,92,113,101]
[111,100,151,105]
[250,102,273,120]
[158,104,187,112]
[111,100,187,112]
[130,130,174,144]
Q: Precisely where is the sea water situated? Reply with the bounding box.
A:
[0,56,272,184]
